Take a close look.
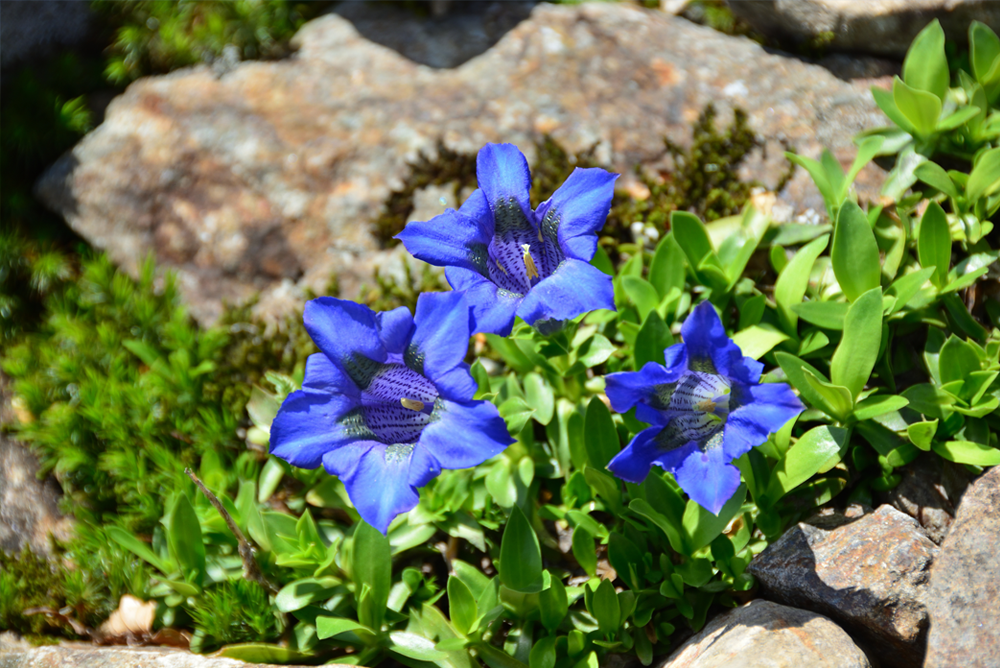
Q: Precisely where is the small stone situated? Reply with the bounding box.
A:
[747,505,936,668]
[875,452,972,544]
[924,465,1000,668]
[729,0,1000,60]
[659,599,870,668]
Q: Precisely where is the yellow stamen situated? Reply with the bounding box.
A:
[538,229,543,242]
[695,398,716,413]
[400,398,425,412]
[496,259,508,275]
[522,244,539,280]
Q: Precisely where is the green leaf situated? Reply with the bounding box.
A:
[607,533,646,591]
[258,457,284,503]
[730,325,788,360]
[871,85,917,135]
[538,577,568,632]
[671,211,718,268]
[762,426,848,506]
[164,492,205,586]
[589,579,621,635]
[218,645,312,664]
[486,461,517,508]
[914,160,959,198]
[971,20,1000,86]
[574,334,615,369]
[316,616,369,639]
[803,369,854,421]
[682,484,747,552]
[523,373,555,426]
[832,202,881,302]
[447,575,477,636]
[842,136,886,202]
[106,526,171,574]
[499,396,535,435]
[775,352,841,419]
[276,577,340,613]
[830,287,883,399]
[852,394,909,421]
[529,635,558,668]
[791,301,848,330]
[471,359,491,399]
[623,275,661,322]
[938,335,983,385]
[933,440,1000,466]
[389,631,449,662]
[634,310,674,369]
[353,520,391,630]
[967,146,1000,202]
[571,525,597,577]
[893,76,942,137]
[785,153,836,214]
[886,267,936,313]
[649,233,686,300]
[903,19,949,100]
[918,201,952,289]
[774,234,829,335]
[906,420,938,451]
[499,506,543,593]
[585,397,620,471]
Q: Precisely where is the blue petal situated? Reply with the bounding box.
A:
[407,291,472,380]
[376,306,413,356]
[339,444,432,534]
[419,399,513,470]
[607,426,695,483]
[321,441,376,481]
[301,353,359,399]
[723,382,804,461]
[304,298,386,368]
[477,143,533,223]
[515,259,615,326]
[674,445,743,515]
[431,365,478,402]
[541,167,618,262]
[395,191,492,274]
[270,390,359,469]
[680,301,762,383]
[605,362,688,415]
[663,343,688,375]
[445,267,522,336]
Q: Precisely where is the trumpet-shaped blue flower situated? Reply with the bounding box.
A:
[269,292,514,534]
[396,143,618,336]
[606,302,804,515]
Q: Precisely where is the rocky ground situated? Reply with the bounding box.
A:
[5,1,1000,667]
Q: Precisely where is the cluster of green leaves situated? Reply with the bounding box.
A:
[93,0,328,84]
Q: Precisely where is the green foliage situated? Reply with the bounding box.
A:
[94,0,328,84]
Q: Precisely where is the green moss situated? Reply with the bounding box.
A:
[188,579,284,653]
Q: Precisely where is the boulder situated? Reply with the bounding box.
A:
[746,505,936,668]
[36,2,887,325]
[729,0,1000,59]
[875,452,972,543]
[659,599,870,668]
[924,465,1000,668]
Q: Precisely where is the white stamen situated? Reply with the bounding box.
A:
[400,398,425,412]
[522,244,539,280]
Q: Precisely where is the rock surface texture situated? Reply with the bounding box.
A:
[875,452,972,544]
[659,599,870,668]
[0,374,73,556]
[0,637,328,668]
[36,3,887,325]
[924,466,1000,668]
[729,0,1000,59]
[746,505,936,668]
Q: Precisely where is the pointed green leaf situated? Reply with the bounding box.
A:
[539,577,568,632]
[914,161,959,198]
[971,20,1000,85]
[762,426,848,506]
[774,234,829,335]
[585,396,620,471]
[165,492,205,586]
[933,440,1000,466]
[791,301,848,330]
[903,19,949,100]
[499,506,543,593]
[832,202,881,302]
[967,146,1000,202]
[918,201,952,289]
[648,233,686,301]
[353,520,391,630]
[447,575,477,636]
[893,76,942,136]
[830,287,883,399]
[634,310,674,369]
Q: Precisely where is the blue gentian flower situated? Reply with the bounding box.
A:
[396,143,618,336]
[269,292,514,534]
[606,302,804,515]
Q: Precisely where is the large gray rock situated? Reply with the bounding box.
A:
[36,2,887,325]
[659,599,870,668]
[746,505,936,668]
[924,465,1000,668]
[729,0,1000,59]
[875,452,972,544]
